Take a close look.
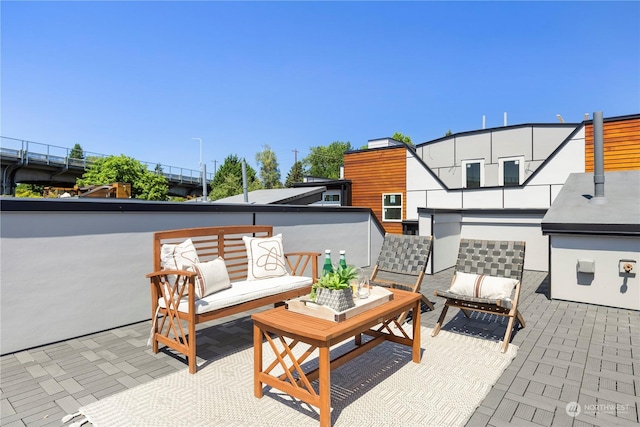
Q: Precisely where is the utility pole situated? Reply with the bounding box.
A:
[192,137,207,201]
[292,149,298,165]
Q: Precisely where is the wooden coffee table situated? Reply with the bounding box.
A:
[252,288,421,427]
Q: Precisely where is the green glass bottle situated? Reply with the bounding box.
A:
[339,250,347,270]
[322,250,334,276]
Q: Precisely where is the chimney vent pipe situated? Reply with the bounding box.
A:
[242,159,249,203]
[593,111,605,200]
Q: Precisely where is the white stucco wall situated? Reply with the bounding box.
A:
[528,129,585,186]
[406,190,426,220]
[419,138,455,169]
[406,153,443,191]
[427,190,462,209]
[460,214,548,272]
[550,235,639,311]
[532,127,575,159]
[431,213,463,273]
[408,125,585,212]
[418,210,548,273]
[503,185,553,209]
[461,188,504,209]
[406,154,445,219]
[491,127,533,162]
[0,204,382,354]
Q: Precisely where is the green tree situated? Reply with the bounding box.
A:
[255,145,282,189]
[284,161,304,187]
[69,143,84,159]
[77,154,168,201]
[15,183,43,198]
[210,154,261,200]
[392,132,414,147]
[445,129,453,136]
[302,141,352,179]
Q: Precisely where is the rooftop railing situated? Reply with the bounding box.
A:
[0,136,214,183]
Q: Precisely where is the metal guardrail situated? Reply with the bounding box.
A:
[0,136,214,183]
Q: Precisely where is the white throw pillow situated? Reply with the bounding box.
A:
[449,271,517,300]
[160,238,200,271]
[188,258,232,298]
[242,234,289,280]
[160,239,200,289]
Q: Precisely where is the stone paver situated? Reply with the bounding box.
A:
[0,269,638,426]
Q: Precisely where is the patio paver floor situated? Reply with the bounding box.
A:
[1,268,638,426]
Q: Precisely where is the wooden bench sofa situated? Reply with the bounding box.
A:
[146,225,319,373]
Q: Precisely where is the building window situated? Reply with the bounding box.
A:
[382,193,402,222]
[324,194,340,202]
[499,156,524,186]
[462,159,484,188]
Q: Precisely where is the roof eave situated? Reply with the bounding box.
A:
[541,222,640,237]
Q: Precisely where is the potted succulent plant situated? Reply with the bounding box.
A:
[310,264,359,312]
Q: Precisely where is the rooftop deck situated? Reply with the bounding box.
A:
[1,268,638,426]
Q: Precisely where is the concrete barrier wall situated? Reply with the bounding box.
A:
[418,208,548,274]
[0,199,383,354]
[550,235,639,311]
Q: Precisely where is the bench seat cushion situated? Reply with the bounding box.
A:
[158,275,313,315]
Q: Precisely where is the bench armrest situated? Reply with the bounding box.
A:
[285,252,321,282]
[147,269,198,315]
[146,269,197,280]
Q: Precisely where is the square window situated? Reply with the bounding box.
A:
[503,160,520,186]
[499,157,524,186]
[466,163,481,188]
[382,194,402,222]
[462,160,484,188]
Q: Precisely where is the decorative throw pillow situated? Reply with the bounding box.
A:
[161,238,199,270]
[242,234,289,280]
[160,239,200,288]
[449,271,517,300]
[188,258,232,298]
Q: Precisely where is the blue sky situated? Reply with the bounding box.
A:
[2,1,639,177]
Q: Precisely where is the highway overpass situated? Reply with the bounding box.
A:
[0,137,212,197]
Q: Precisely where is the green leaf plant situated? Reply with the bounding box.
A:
[310,265,358,301]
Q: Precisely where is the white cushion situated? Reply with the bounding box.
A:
[158,275,313,314]
[449,271,517,300]
[160,239,200,288]
[242,234,289,280]
[161,238,199,269]
[187,258,232,298]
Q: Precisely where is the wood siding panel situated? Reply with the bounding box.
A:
[585,117,640,172]
[344,148,406,235]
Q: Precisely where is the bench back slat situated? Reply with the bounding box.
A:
[153,225,273,282]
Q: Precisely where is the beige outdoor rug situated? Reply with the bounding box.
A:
[64,327,517,427]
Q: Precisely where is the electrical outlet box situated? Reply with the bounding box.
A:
[577,259,595,274]
[619,259,636,274]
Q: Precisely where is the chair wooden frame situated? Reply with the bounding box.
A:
[431,238,526,352]
[369,233,434,324]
